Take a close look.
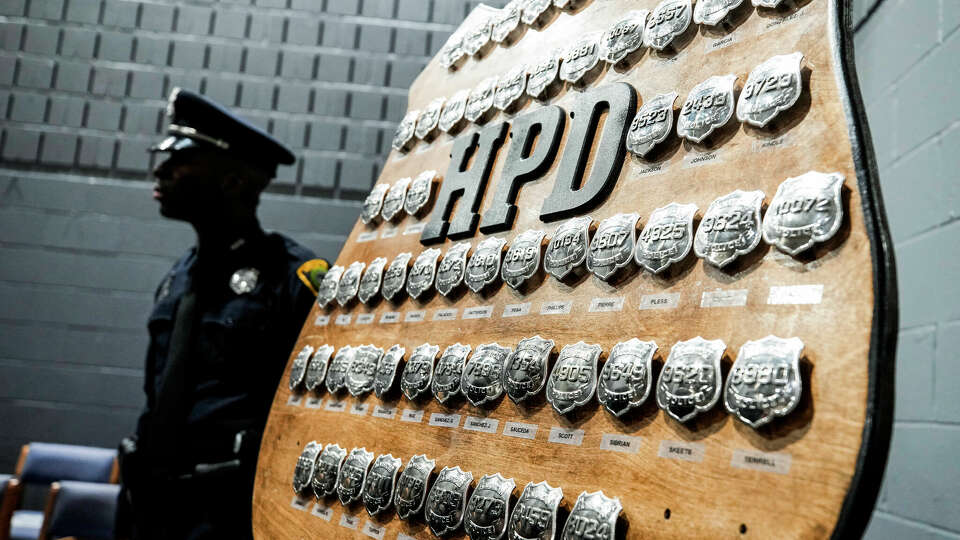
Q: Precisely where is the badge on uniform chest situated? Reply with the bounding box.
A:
[229,268,260,295]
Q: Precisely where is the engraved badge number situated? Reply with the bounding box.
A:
[465,76,498,123]
[527,50,561,98]
[465,236,506,293]
[395,454,437,521]
[587,213,639,280]
[415,97,446,140]
[546,341,602,415]
[381,177,411,222]
[436,242,470,297]
[724,336,804,428]
[293,441,321,494]
[312,443,347,498]
[491,1,522,43]
[363,454,402,516]
[521,0,553,25]
[561,491,622,540]
[425,466,474,537]
[382,252,412,302]
[405,170,436,217]
[508,481,563,540]
[494,65,528,110]
[465,474,516,540]
[597,339,657,417]
[737,52,804,128]
[694,190,764,267]
[544,217,592,280]
[317,265,344,309]
[644,0,692,51]
[463,18,492,56]
[502,229,546,289]
[439,89,469,133]
[346,344,383,397]
[337,448,375,505]
[305,344,334,392]
[560,34,601,84]
[677,74,737,143]
[462,342,512,407]
[433,343,472,404]
[626,91,678,157]
[400,343,440,401]
[762,171,844,255]
[656,337,725,422]
[503,335,555,404]
[600,11,649,64]
[693,0,745,26]
[392,110,419,152]
[325,346,354,395]
[288,344,313,392]
[374,344,405,399]
[407,248,442,300]
[336,261,365,307]
[635,202,697,273]
[358,257,387,305]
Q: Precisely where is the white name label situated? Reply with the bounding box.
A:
[463,416,500,433]
[380,311,401,324]
[638,292,680,310]
[324,400,347,412]
[401,409,425,423]
[356,313,375,325]
[433,308,458,321]
[372,405,397,419]
[314,314,330,326]
[428,412,462,428]
[398,534,418,540]
[683,149,723,169]
[599,433,642,454]
[701,289,748,308]
[705,32,739,52]
[548,427,585,446]
[540,300,572,315]
[310,503,333,521]
[657,440,705,462]
[635,161,669,178]
[404,310,426,322]
[350,403,370,416]
[731,449,792,475]
[362,521,386,539]
[463,305,494,319]
[404,222,426,235]
[381,227,398,239]
[286,394,303,406]
[502,421,538,440]
[752,133,794,153]
[758,6,808,34]
[339,514,359,529]
[502,302,531,318]
[304,396,323,409]
[335,314,352,325]
[357,231,378,243]
[767,284,824,305]
[290,495,310,511]
[589,296,624,313]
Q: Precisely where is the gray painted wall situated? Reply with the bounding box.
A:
[0,0,957,537]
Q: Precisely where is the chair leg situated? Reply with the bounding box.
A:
[0,478,22,540]
[37,482,61,540]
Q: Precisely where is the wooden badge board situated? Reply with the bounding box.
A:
[254,0,897,538]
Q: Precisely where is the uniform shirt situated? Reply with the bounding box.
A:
[136,229,315,467]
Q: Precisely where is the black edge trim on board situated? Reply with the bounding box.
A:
[829,0,899,538]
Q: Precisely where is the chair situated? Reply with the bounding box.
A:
[0,444,117,540]
[37,481,120,540]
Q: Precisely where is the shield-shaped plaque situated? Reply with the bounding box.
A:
[587,212,639,280]
[494,65,527,111]
[694,190,764,267]
[312,443,346,498]
[336,261,364,307]
[400,343,440,401]
[508,481,563,540]
[288,344,313,392]
[392,110,419,152]
[503,335,555,404]
[337,447,374,505]
[363,454,402,516]
[597,339,657,417]
[465,76,498,123]
[395,454,436,520]
[462,342,511,407]
[644,0,692,51]
[436,242,470,297]
[405,170,436,217]
[526,50,561,99]
[546,341,602,415]
[325,346,354,395]
[560,33,601,84]
[438,33,465,70]
[753,0,787,7]
[763,171,844,255]
[465,236,506,293]
[426,466,473,537]
[407,248,441,300]
[374,344,404,399]
[725,335,804,428]
[600,11,649,64]
[678,74,737,143]
[626,91,678,157]
[361,184,389,225]
[305,344,334,392]
[562,491,622,540]
[737,52,804,128]
[433,343,471,404]
[293,440,321,494]
[635,202,697,273]
[346,344,383,397]
[416,98,445,140]
[502,229,545,289]
[358,257,387,305]
[382,252,412,302]
[656,337,725,422]
[465,473,515,540]
[316,265,343,309]
[381,178,411,222]
[491,1,522,43]
[693,0,745,26]
[462,17,492,56]
[439,89,469,133]
[544,216,592,280]
[521,0,552,25]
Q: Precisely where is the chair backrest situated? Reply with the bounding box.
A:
[42,481,120,540]
[18,443,117,486]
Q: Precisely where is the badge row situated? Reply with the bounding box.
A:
[333,171,843,307]
[360,170,437,225]
[293,442,620,540]
[290,335,804,428]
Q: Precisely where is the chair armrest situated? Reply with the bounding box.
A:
[37,481,61,540]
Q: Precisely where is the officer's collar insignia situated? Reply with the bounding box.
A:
[230,268,260,295]
[297,258,330,296]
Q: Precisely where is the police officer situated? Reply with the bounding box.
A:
[117,88,327,539]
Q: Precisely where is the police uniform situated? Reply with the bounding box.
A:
[119,89,326,539]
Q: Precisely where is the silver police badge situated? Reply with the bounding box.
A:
[358,257,387,305]
[626,91,678,157]
[678,74,737,143]
[229,268,258,295]
[562,491,622,540]
[635,202,697,273]
[293,440,321,494]
[381,177,411,222]
[363,453,402,516]
[644,0,692,51]
[361,183,390,224]
[725,335,804,428]
[407,248,441,300]
[560,34,601,84]
[753,0,787,7]
[521,0,552,25]
[433,343,472,404]
[600,11,649,64]
[305,344,334,392]
[546,341,602,415]
[288,344,313,392]
[737,52,804,128]
[466,76,498,123]
[503,335,555,404]
[396,454,436,520]
[597,339,657,417]
[374,344,404,399]
[763,171,844,255]
[465,236,506,294]
[316,264,343,309]
[325,346,354,395]
[494,65,527,111]
[400,343,440,401]
[382,252,412,302]
[392,110,419,152]
[439,33,465,70]
[426,466,473,537]
[693,0,745,26]
[491,1,522,43]
[694,190,764,267]
[436,242,471,297]
[337,447,375,505]
[336,261,365,307]
[502,229,545,289]
[508,481,563,540]
[463,17,492,56]
[405,170,436,217]
[544,216,592,280]
[465,473,515,540]
[462,342,511,407]
[346,344,383,397]
[587,213,639,281]
[439,89,469,133]
[526,50,561,99]
[656,337,725,422]
[312,443,346,498]
[416,97,445,140]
